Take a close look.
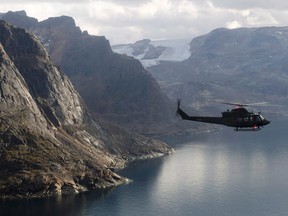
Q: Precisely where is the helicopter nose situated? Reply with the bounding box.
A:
[263,119,270,125]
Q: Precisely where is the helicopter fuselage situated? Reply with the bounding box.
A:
[177,106,270,130]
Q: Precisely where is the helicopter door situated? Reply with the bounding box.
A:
[236,117,243,123]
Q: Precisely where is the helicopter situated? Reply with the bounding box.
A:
[177,100,270,131]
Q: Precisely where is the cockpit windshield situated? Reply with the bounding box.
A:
[259,115,265,121]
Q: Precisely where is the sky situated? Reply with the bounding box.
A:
[1,0,288,45]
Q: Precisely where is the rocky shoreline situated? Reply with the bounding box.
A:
[0,148,173,200]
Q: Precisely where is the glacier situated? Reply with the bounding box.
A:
[112,38,192,68]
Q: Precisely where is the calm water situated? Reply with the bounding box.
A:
[1,118,288,216]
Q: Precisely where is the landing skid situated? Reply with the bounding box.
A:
[234,127,261,131]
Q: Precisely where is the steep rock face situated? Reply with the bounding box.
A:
[0,43,48,132]
[0,20,172,199]
[0,12,175,133]
[0,20,86,126]
[33,16,174,133]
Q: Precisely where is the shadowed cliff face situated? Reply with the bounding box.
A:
[34,16,174,133]
[0,11,175,133]
[0,20,172,200]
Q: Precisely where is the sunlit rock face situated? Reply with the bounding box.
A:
[0,20,86,126]
[0,20,172,200]
[0,11,176,134]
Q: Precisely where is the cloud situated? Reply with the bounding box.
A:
[1,0,288,44]
[79,0,203,43]
[0,0,90,3]
[226,21,242,29]
[244,9,278,26]
[98,0,152,6]
[206,0,288,10]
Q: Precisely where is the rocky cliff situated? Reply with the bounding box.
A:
[0,20,172,200]
[0,11,176,134]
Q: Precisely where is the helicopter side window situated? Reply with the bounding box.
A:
[243,117,249,122]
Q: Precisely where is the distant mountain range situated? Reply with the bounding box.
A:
[113,28,288,116]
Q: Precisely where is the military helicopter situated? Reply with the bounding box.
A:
[177,100,270,131]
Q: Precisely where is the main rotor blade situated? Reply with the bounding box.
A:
[208,100,281,107]
[220,102,247,107]
[207,100,248,107]
[245,102,268,106]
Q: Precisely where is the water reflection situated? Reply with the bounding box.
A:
[1,118,288,216]
[214,147,229,186]
[0,188,114,216]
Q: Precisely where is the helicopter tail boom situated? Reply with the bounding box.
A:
[177,103,225,125]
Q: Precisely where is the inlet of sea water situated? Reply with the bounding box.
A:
[1,117,288,216]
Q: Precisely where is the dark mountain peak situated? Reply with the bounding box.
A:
[7,10,27,16]
[31,15,112,63]
[36,15,82,39]
[39,15,77,29]
[1,10,38,29]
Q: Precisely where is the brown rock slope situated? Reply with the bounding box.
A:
[0,20,172,200]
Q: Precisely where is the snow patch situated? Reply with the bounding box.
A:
[112,38,192,68]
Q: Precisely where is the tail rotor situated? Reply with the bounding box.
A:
[176,99,181,116]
